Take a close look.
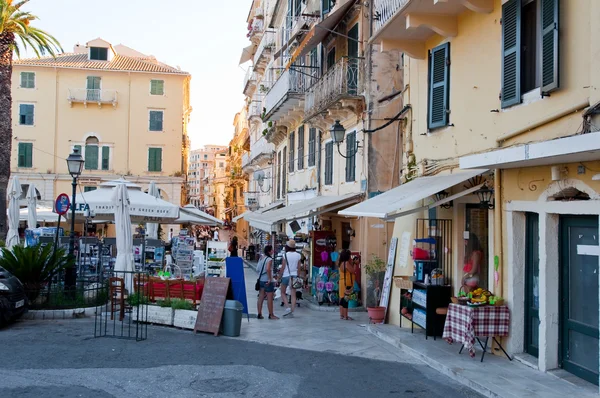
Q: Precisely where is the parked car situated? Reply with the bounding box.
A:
[0,265,27,326]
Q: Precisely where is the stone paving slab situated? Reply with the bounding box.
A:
[367,324,599,398]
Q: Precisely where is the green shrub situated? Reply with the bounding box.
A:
[127,292,149,307]
[157,299,172,308]
[0,244,75,301]
[170,298,194,311]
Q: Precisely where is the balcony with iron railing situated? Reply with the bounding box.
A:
[263,68,316,122]
[253,30,275,74]
[248,97,263,120]
[243,68,258,97]
[249,135,274,165]
[371,0,491,59]
[305,57,365,120]
[68,88,118,108]
[241,152,251,169]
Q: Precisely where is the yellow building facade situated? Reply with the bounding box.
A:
[11,38,191,210]
[344,0,600,387]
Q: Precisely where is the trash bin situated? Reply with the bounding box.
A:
[220,300,244,337]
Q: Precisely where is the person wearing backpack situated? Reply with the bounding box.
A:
[256,245,278,320]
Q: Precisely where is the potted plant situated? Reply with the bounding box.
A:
[364,254,387,323]
[142,299,175,326]
[347,292,358,309]
[172,298,197,329]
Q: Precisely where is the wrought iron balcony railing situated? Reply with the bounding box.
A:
[264,68,317,119]
[305,57,364,118]
[253,30,275,68]
[68,88,118,107]
[373,0,411,33]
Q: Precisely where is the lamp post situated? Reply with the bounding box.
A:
[65,148,84,290]
[330,120,360,158]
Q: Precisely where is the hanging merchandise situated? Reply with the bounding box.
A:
[321,251,329,262]
[330,251,339,263]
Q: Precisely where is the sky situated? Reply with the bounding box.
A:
[22,0,251,150]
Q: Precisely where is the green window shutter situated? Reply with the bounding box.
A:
[298,126,304,170]
[149,111,164,131]
[19,104,34,125]
[101,146,110,170]
[21,72,35,88]
[84,145,99,170]
[289,132,295,173]
[325,142,333,185]
[501,0,521,108]
[327,48,336,69]
[308,128,316,166]
[541,0,559,94]
[282,147,287,197]
[345,132,356,182]
[287,0,293,28]
[428,42,450,129]
[322,0,331,15]
[18,143,33,168]
[149,148,162,172]
[150,80,164,95]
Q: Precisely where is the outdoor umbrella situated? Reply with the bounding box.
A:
[145,181,160,239]
[26,183,38,230]
[113,183,134,292]
[6,176,21,249]
[19,207,66,223]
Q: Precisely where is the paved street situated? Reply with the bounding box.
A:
[0,319,483,398]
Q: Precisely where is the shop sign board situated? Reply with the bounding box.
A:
[379,237,398,322]
[194,277,233,336]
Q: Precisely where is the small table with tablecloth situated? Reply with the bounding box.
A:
[442,303,512,362]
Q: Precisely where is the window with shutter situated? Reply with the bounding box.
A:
[298,126,304,170]
[294,0,301,17]
[282,147,287,197]
[428,43,450,129]
[19,104,34,125]
[150,80,165,95]
[18,143,33,168]
[327,48,336,70]
[148,148,162,172]
[85,145,99,170]
[149,110,164,131]
[345,132,356,182]
[101,146,110,170]
[501,0,521,108]
[289,132,295,173]
[308,128,316,166]
[540,0,559,94]
[20,72,35,89]
[322,0,332,15]
[277,151,282,199]
[325,142,333,186]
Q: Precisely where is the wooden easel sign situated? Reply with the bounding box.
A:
[193,277,233,336]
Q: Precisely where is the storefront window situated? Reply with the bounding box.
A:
[463,204,489,291]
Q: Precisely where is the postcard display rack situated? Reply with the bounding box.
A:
[206,241,228,277]
[399,219,452,339]
[175,237,195,277]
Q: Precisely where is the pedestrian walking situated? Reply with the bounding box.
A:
[278,239,301,317]
[338,250,355,321]
[229,236,239,257]
[213,228,219,241]
[257,245,278,320]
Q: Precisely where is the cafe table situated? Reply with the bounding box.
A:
[442,303,512,362]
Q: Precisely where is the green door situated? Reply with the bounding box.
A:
[525,213,540,357]
[559,215,599,385]
[347,23,359,95]
[86,76,101,101]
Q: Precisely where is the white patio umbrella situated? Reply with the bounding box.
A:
[113,183,134,292]
[26,183,38,230]
[146,181,160,239]
[6,176,21,249]
[179,204,224,226]
[19,207,66,223]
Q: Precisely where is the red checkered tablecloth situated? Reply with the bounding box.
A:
[442,304,510,356]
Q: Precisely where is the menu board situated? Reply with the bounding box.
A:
[193,277,232,336]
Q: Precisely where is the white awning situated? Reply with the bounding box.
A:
[232,210,253,223]
[460,131,600,170]
[339,169,488,219]
[262,193,362,225]
[249,220,273,233]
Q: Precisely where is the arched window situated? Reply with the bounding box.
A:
[84,136,99,170]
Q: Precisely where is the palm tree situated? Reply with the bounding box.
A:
[0,0,62,238]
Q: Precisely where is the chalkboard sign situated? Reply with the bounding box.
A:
[194,277,233,336]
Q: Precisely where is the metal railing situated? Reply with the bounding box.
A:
[249,135,274,164]
[264,68,317,117]
[253,30,275,66]
[241,152,251,168]
[249,99,263,119]
[305,57,364,117]
[68,88,118,104]
[243,69,257,93]
[374,0,411,33]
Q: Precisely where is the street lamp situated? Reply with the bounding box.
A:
[476,184,495,209]
[330,120,360,159]
[65,148,84,291]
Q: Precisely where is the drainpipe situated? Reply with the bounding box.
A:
[494,169,503,296]
[126,72,132,174]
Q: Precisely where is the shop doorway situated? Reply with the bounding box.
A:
[464,204,489,291]
[341,222,351,250]
[524,212,539,358]
[559,215,599,385]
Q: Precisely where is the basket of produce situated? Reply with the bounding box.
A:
[430,269,444,285]
[451,286,469,305]
[468,288,492,306]
[489,296,504,306]
[394,276,413,290]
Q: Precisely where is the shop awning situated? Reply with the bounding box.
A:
[286,0,358,69]
[243,201,285,231]
[262,193,362,225]
[249,219,273,233]
[460,131,600,170]
[239,44,255,65]
[232,210,252,223]
[339,169,489,219]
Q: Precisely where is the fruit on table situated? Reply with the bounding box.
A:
[470,296,487,303]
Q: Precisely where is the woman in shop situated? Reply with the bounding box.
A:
[338,250,355,321]
[462,233,484,292]
[257,245,278,320]
[278,239,301,317]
